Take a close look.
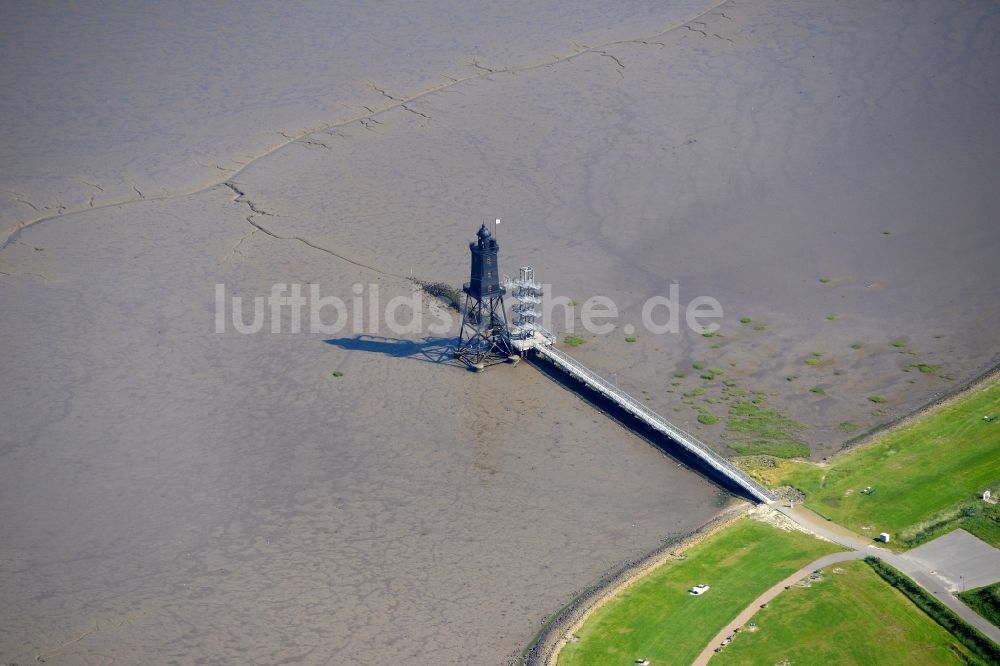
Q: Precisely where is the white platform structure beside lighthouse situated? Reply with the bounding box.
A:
[503,266,555,355]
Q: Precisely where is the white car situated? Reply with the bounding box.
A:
[689,583,710,595]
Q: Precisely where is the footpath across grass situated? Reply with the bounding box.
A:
[713,560,980,665]
[556,515,841,666]
[760,381,1000,548]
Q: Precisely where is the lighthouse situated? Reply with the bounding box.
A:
[455,224,513,369]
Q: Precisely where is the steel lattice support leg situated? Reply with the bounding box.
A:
[455,294,511,369]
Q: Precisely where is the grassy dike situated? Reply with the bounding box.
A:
[556,515,842,666]
[713,560,981,665]
[746,380,1000,548]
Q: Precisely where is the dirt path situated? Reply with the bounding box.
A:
[691,550,865,665]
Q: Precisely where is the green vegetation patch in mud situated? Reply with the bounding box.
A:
[725,400,809,458]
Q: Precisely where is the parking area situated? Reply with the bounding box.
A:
[906,529,1000,590]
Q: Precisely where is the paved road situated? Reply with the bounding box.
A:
[693,503,1000,664]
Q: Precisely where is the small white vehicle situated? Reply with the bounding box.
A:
[689,583,710,595]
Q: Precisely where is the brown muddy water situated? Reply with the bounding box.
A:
[3,0,999,663]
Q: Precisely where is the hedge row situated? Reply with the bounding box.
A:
[959,583,1000,628]
[864,557,1000,664]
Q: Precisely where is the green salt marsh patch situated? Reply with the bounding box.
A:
[725,400,809,459]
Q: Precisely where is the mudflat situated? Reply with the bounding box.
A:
[2,0,998,663]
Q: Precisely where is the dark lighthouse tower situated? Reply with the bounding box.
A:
[455,224,512,369]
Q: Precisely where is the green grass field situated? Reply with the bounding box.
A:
[959,582,1000,628]
[556,517,841,666]
[766,381,1000,547]
[713,560,977,665]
